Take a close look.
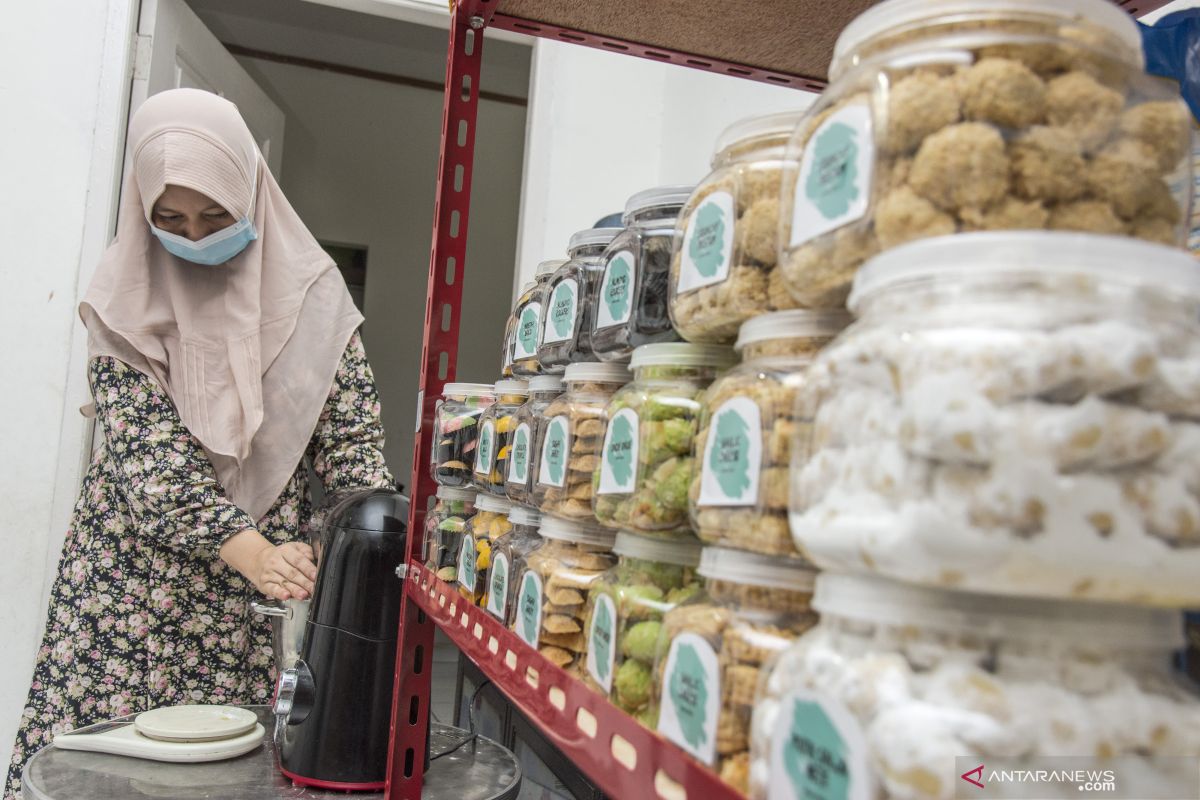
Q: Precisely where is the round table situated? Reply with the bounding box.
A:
[23,707,521,800]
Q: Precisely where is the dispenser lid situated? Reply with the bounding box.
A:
[327,487,409,533]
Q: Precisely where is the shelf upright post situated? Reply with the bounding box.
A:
[385,2,490,797]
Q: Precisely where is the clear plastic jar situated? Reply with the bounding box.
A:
[653,547,819,793]
[580,532,703,726]
[512,259,567,378]
[750,573,1200,800]
[472,379,529,496]
[594,343,734,536]
[668,110,808,345]
[689,310,848,556]
[591,186,692,361]
[505,375,564,506]
[791,233,1200,606]
[486,505,543,624]
[501,299,519,379]
[531,362,631,520]
[539,228,622,372]
[778,0,1194,309]
[431,383,496,487]
[424,486,477,583]
[456,494,513,606]
[508,515,617,675]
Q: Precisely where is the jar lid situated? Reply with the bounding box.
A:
[734,310,853,351]
[813,573,1184,649]
[529,375,565,392]
[831,0,1142,80]
[436,486,477,502]
[535,258,568,278]
[697,547,818,592]
[713,109,808,163]
[442,382,496,398]
[849,233,1200,313]
[623,184,696,223]
[563,361,632,384]
[569,227,622,253]
[493,379,529,396]
[473,494,513,514]
[507,504,542,526]
[613,532,703,568]
[538,514,617,548]
[629,342,737,370]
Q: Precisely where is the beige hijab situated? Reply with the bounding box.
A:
[81,88,363,522]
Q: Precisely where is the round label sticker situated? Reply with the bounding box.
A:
[678,192,734,293]
[790,102,875,247]
[515,570,544,648]
[543,278,579,344]
[768,689,873,800]
[486,552,510,619]
[474,419,496,476]
[537,415,570,488]
[507,422,531,485]
[586,593,617,692]
[699,397,762,507]
[598,407,639,495]
[516,302,542,359]
[596,250,635,330]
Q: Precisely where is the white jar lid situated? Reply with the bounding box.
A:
[831,0,1142,80]
[629,342,736,370]
[697,547,818,592]
[814,573,1184,649]
[569,227,622,253]
[538,514,617,548]
[614,532,703,568]
[535,258,568,277]
[563,361,632,384]
[473,494,513,514]
[494,379,529,396]
[623,184,695,222]
[528,375,565,392]
[442,382,496,398]
[436,486,477,502]
[849,232,1200,314]
[507,504,542,527]
[713,109,808,163]
[734,310,853,351]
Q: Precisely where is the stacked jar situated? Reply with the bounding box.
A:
[591,185,692,361]
[472,379,529,495]
[593,343,735,537]
[531,362,631,520]
[486,504,542,625]
[539,229,622,371]
[505,375,564,505]
[690,310,848,556]
[424,486,476,583]
[457,494,513,606]
[431,383,495,488]
[667,110,807,344]
[511,259,566,377]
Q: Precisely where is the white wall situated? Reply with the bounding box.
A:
[0,0,137,762]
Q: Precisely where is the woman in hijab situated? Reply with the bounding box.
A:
[5,88,394,796]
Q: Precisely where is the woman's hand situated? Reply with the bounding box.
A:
[220,530,318,600]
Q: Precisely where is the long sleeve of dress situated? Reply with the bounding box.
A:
[306,330,395,493]
[90,356,256,552]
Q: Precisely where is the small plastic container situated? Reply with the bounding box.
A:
[593,343,735,537]
[509,515,617,674]
[791,233,1200,606]
[423,486,477,583]
[501,302,519,378]
[512,259,567,378]
[652,547,819,793]
[689,310,848,556]
[538,229,622,372]
[505,375,565,506]
[486,505,543,624]
[750,574,1200,800]
[473,379,529,495]
[591,186,693,361]
[531,362,631,520]
[456,494,514,606]
[668,110,808,344]
[580,532,703,727]
[431,383,496,487]
[778,0,1193,309]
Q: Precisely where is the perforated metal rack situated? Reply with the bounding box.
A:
[383,1,1171,797]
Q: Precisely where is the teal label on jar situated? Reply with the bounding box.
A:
[790,101,874,248]
[657,632,719,765]
[598,407,639,495]
[543,278,578,344]
[699,397,762,507]
[537,415,570,488]
[585,593,617,692]
[507,422,531,485]
[486,552,509,619]
[596,250,634,330]
[515,570,544,647]
[473,419,496,477]
[768,690,872,800]
[678,191,734,293]
[515,302,541,360]
[457,535,476,593]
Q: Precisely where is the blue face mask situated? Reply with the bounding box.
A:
[151,215,258,266]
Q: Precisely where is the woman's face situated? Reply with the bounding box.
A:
[151,184,236,241]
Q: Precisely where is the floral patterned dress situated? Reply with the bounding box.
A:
[5,331,394,798]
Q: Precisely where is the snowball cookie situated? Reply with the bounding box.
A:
[960,197,1049,231]
[884,69,962,153]
[1009,126,1085,203]
[961,57,1047,129]
[1085,139,1162,220]
[1117,101,1192,174]
[1045,71,1125,152]
[1131,217,1177,246]
[1048,200,1126,235]
[875,186,956,248]
[737,196,781,266]
[910,122,1009,211]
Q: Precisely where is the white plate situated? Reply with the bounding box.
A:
[133,705,259,743]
